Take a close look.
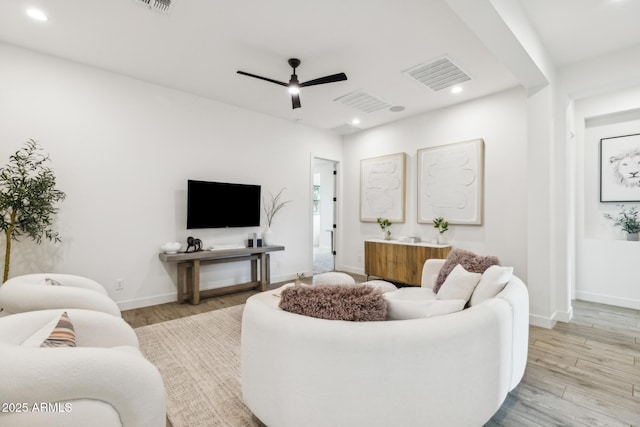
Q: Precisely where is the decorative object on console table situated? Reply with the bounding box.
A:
[0,140,66,283]
[185,236,203,252]
[364,239,451,286]
[433,217,449,244]
[377,217,392,240]
[263,187,291,245]
[161,242,182,254]
[599,133,640,202]
[603,204,640,241]
[417,139,484,225]
[360,152,406,223]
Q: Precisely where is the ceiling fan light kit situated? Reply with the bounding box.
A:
[237,58,347,109]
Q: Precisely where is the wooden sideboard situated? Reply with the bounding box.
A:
[364,239,451,286]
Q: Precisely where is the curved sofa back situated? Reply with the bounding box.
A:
[0,274,121,317]
[241,277,529,427]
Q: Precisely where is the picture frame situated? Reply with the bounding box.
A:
[417,139,484,225]
[360,152,406,222]
[600,133,640,202]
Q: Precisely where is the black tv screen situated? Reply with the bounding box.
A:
[187,180,261,229]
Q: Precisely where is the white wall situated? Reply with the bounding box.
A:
[339,87,528,280]
[573,87,640,309]
[0,42,342,309]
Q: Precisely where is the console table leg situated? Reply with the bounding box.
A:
[259,253,268,292]
[177,262,189,303]
[191,260,201,305]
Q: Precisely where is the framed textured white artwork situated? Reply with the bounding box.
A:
[417,139,484,225]
[360,152,406,222]
[600,133,640,202]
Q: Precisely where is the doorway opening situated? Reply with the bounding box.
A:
[312,158,337,274]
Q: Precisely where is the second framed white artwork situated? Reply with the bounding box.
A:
[417,139,484,225]
[360,152,406,222]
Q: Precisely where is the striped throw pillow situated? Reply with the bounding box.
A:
[41,311,76,348]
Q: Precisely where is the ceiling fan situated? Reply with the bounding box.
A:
[237,58,347,109]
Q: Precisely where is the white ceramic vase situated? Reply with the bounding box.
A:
[263,228,273,246]
[437,233,447,245]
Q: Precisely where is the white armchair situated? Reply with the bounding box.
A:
[0,274,121,317]
[0,308,166,427]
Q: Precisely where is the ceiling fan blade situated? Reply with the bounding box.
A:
[300,73,347,88]
[291,93,301,109]
[237,71,288,87]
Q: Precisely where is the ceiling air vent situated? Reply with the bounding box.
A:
[134,0,173,14]
[334,90,391,114]
[331,123,361,135]
[403,56,470,91]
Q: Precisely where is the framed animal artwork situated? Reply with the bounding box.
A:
[600,133,640,202]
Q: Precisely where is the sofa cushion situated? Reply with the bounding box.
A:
[436,264,482,302]
[470,265,514,306]
[434,248,499,293]
[384,288,465,320]
[360,280,398,293]
[41,311,76,347]
[279,284,386,321]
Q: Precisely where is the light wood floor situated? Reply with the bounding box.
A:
[123,278,640,427]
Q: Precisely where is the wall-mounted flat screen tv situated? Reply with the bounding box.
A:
[187,180,261,229]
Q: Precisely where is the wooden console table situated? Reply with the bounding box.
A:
[364,239,451,286]
[159,245,285,304]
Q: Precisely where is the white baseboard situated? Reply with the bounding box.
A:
[117,292,176,311]
[116,272,308,311]
[554,306,573,323]
[529,313,557,329]
[575,291,640,310]
[336,265,365,276]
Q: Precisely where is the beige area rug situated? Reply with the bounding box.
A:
[135,305,264,427]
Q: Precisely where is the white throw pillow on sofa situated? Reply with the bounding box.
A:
[470,265,514,306]
[436,264,482,302]
[384,288,464,320]
[385,296,466,320]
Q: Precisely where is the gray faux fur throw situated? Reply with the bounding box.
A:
[434,248,500,293]
[279,284,387,321]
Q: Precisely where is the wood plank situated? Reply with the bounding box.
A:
[504,382,627,427]
[563,386,640,426]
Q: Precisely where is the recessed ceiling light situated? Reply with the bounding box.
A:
[26,8,47,21]
[451,86,463,94]
[351,118,361,125]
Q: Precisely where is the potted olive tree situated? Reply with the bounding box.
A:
[0,140,66,282]
[604,205,640,241]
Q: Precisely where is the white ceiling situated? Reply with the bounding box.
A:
[1,0,639,133]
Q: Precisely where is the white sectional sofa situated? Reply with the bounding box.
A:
[241,259,529,427]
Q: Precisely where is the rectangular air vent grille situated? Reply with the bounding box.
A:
[134,0,172,13]
[334,90,391,114]
[404,57,470,91]
[331,123,362,135]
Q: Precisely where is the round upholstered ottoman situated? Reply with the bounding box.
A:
[313,272,355,285]
[360,280,398,293]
